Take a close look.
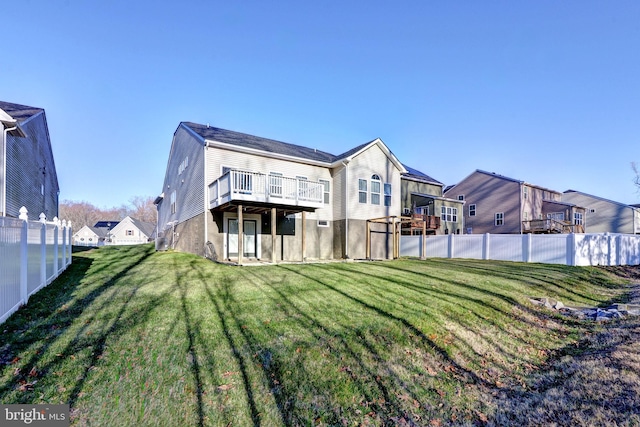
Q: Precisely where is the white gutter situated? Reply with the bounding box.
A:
[2,124,18,216]
[342,160,350,258]
[203,143,208,252]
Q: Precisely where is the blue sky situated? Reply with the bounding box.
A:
[3,0,639,208]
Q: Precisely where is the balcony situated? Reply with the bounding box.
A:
[209,170,324,210]
[522,219,585,234]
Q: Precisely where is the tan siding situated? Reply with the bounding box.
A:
[205,146,333,220]
[332,165,345,220]
[446,172,521,234]
[347,143,402,220]
[562,192,635,233]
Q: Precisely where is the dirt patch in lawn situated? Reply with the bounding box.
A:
[486,266,640,426]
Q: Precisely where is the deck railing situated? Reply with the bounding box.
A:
[209,170,324,209]
[522,219,584,234]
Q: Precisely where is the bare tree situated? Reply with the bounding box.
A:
[129,196,157,223]
[59,196,157,230]
[633,162,640,190]
[59,200,103,230]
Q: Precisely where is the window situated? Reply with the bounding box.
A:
[126,230,134,236]
[358,179,367,203]
[574,212,583,225]
[523,212,528,220]
[319,179,330,204]
[384,183,392,207]
[370,174,381,205]
[317,220,329,227]
[548,212,565,221]
[469,204,476,217]
[495,212,504,226]
[269,173,283,197]
[523,187,528,199]
[178,156,189,175]
[458,195,464,201]
[170,190,177,214]
[441,206,458,222]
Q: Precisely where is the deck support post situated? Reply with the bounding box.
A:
[301,211,307,262]
[271,207,277,264]
[237,204,243,265]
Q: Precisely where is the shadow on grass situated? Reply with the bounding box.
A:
[0,245,164,410]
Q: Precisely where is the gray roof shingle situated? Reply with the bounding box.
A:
[0,101,44,123]
[183,122,337,163]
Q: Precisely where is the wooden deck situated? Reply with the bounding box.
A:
[522,219,585,234]
[401,214,441,235]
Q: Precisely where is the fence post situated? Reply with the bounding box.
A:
[448,233,454,259]
[483,233,490,260]
[19,207,28,304]
[615,234,623,266]
[61,220,67,270]
[567,233,576,266]
[524,233,532,263]
[67,222,72,266]
[40,213,47,288]
[53,217,59,275]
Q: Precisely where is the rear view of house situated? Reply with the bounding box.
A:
[563,190,640,234]
[0,101,59,219]
[156,122,410,263]
[445,170,585,234]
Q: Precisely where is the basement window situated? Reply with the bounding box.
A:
[317,220,329,227]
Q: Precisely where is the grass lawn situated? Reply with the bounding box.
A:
[1,244,639,426]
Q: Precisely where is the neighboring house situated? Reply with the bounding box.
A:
[156,122,411,262]
[562,190,640,234]
[0,101,59,219]
[400,165,465,234]
[444,170,586,234]
[107,216,155,245]
[73,226,108,247]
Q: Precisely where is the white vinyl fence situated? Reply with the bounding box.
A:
[0,208,72,325]
[401,233,640,266]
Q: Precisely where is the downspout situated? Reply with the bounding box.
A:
[342,160,350,258]
[203,142,208,254]
[519,183,523,234]
[2,125,18,216]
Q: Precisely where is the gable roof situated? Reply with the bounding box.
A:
[0,101,44,124]
[181,122,406,172]
[447,169,561,195]
[564,189,637,209]
[401,164,443,186]
[182,122,336,163]
[129,217,156,238]
[72,225,109,239]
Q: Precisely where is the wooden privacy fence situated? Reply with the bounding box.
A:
[401,232,640,266]
[0,207,72,325]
